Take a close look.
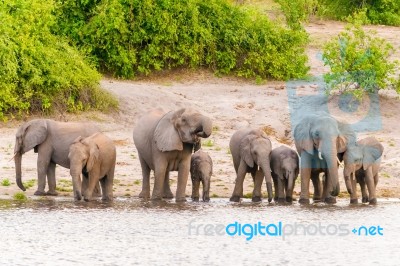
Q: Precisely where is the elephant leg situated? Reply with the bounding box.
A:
[191,177,200,202]
[365,169,377,205]
[251,169,263,202]
[359,177,368,203]
[152,161,168,201]
[34,150,51,196]
[272,174,279,202]
[46,162,58,196]
[350,177,358,204]
[230,160,247,202]
[311,172,322,202]
[163,172,174,199]
[299,152,312,204]
[92,183,102,197]
[138,155,151,199]
[176,158,190,202]
[101,171,114,201]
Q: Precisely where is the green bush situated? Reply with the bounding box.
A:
[317,0,400,26]
[322,23,399,98]
[0,0,117,120]
[54,0,309,80]
[275,0,319,29]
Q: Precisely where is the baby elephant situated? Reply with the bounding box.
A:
[190,150,213,202]
[270,146,299,203]
[343,136,383,205]
[68,133,116,201]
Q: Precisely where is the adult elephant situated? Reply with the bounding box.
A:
[133,108,212,202]
[293,113,355,204]
[14,119,100,196]
[229,128,273,203]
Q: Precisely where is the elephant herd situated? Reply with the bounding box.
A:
[12,108,384,204]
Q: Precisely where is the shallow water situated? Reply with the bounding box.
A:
[0,198,399,265]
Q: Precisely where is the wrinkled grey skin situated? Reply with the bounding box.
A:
[133,108,212,202]
[270,145,299,203]
[293,113,355,204]
[343,137,383,205]
[229,128,273,203]
[68,133,116,202]
[14,119,100,196]
[190,150,213,202]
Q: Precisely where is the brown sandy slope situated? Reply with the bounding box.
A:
[0,21,399,201]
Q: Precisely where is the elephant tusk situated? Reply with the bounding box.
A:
[337,157,344,167]
[9,152,18,162]
[318,151,323,160]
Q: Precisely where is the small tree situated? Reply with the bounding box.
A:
[322,23,399,99]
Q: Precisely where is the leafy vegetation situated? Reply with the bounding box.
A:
[1,179,11,186]
[322,22,399,98]
[22,179,36,189]
[0,0,117,120]
[13,192,28,201]
[54,0,309,80]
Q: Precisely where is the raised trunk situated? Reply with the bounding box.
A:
[261,162,273,202]
[14,153,26,191]
[196,117,213,138]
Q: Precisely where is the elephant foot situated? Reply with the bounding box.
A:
[299,198,310,205]
[102,196,113,201]
[203,197,210,202]
[350,198,358,204]
[151,196,162,201]
[192,197,200,202]
[230,195,241,202]
[175,197,187,202]
[369,198,377,205]
[286,197,293,203]
[34,190,47,196]
[324,196,337,204]
[313,196,322,202]
[163,191,174,199]
[362,196,369,203]
[139,190,150,199]
[277,198,286,204]
[252,196,262,202]
[274,197,278,202]
[46,191,59,196]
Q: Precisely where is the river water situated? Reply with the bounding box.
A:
[0,198,399,265]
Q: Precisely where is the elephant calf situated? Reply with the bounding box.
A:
[229,128,273,202]
[190,150,213,202]
[68,133,116,201]
[270,146,299,203]
[343,137,383,205]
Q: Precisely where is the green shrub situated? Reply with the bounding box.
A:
[1,179,11,186]
[275,0,319,29]
[317,0,400,26]
[0,0,117,120]
[13,192,27,201]
[322,23,399,98]
[54,0,309,80]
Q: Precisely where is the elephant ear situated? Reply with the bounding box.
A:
[86,142,100,172]
[337,121,356,153]
[240,135,255,168]
[293,122,313,155]
[16,119,48,154]
[154,110,184,152]
[362,138,384,170]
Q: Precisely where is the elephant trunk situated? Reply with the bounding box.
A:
[70,164,83,201]
[196,117,212,138]
[320,139,339,197]
[261,161,273,203]
[343,167,353,194]
[287,171,295,200]
[14,152,26,191]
